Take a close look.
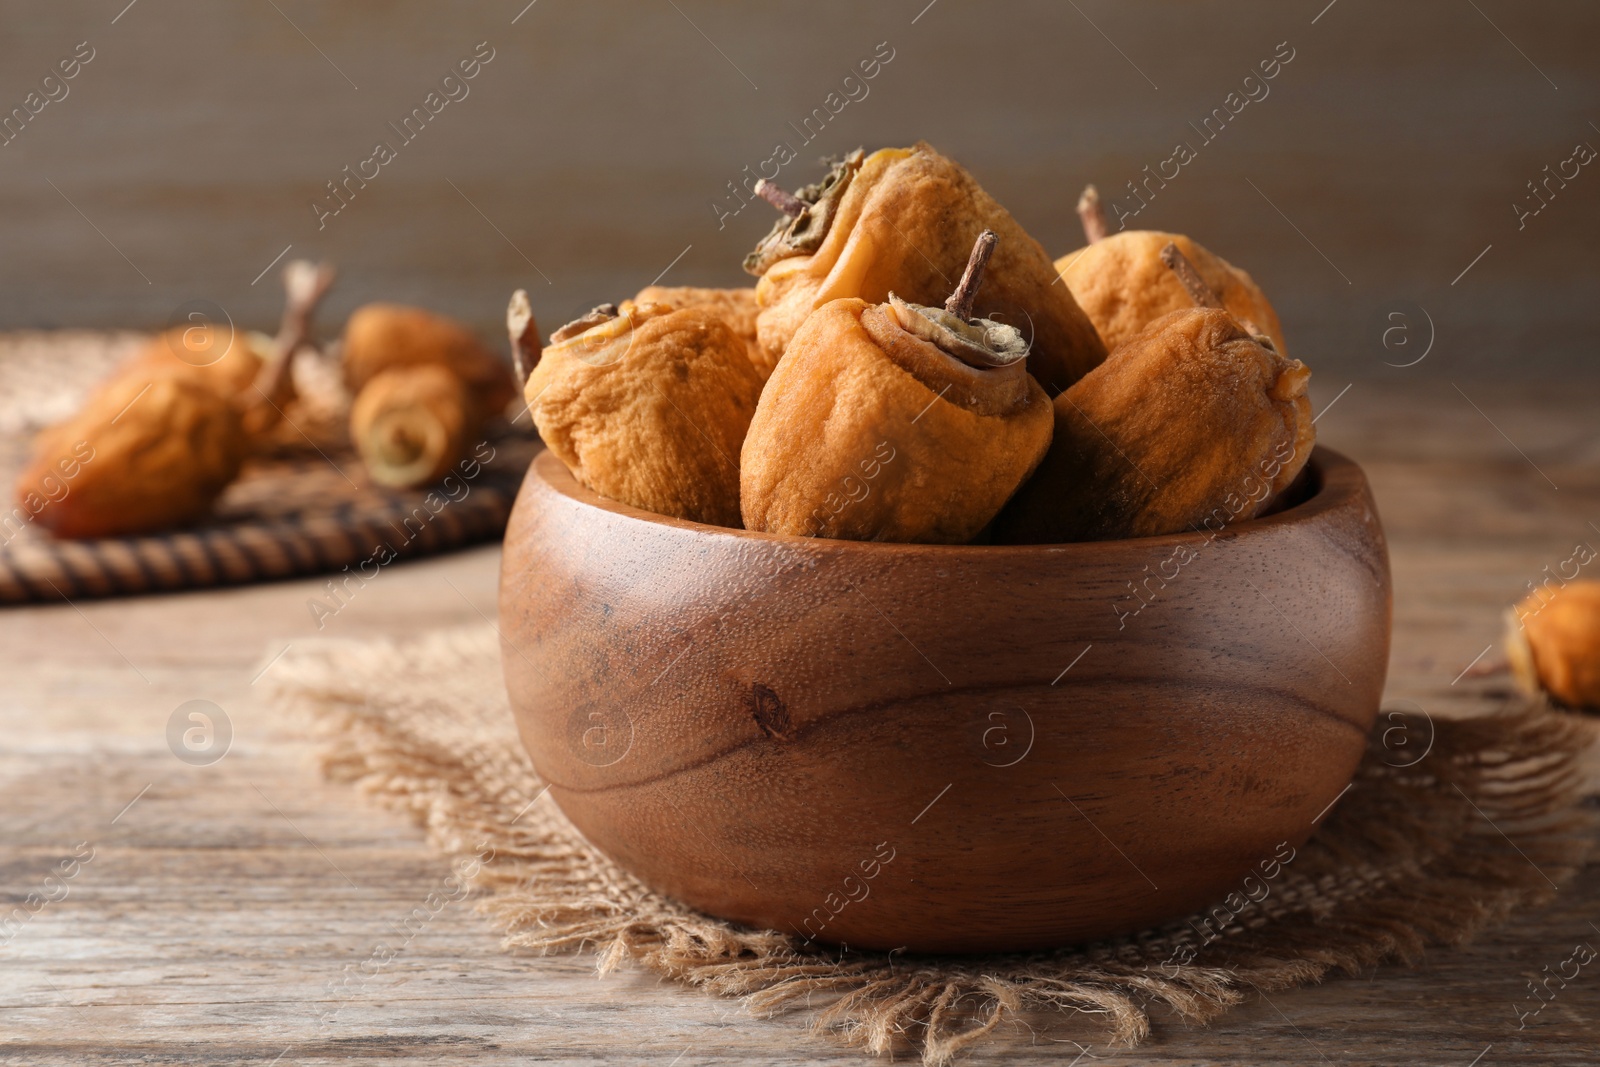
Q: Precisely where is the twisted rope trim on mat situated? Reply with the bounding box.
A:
[267,626,1597,1064]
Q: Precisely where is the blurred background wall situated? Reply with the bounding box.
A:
[0,0,1595,382]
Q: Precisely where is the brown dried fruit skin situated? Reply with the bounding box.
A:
[526,304,762,528]
[17,374,246,539]
[749,144,1108,395]
[350,365,475,489]
[634,286,768,380]
[124,325,266,397]
[740,298,1053,544]
[119,326,293,440]
[994,308,1312,544]
[342,304,516,421]
[1506,581,1600,710]
[1056,230,1287,355]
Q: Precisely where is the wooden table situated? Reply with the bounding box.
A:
[3,377,1598,1065]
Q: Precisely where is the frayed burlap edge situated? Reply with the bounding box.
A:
[265,626,1597,1064]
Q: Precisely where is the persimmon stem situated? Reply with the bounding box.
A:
[944,229,998,321]
[254,259,334,408]
[1077,184,1109,244]
[506,288,540,386]
[1160,242,1278,350]
[1159,243,1223,310]
[754,178,806,218]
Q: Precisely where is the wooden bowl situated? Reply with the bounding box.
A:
[499,447,1391,954]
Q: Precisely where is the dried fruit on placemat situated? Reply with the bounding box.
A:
[742,231,1053,544]
[112,260,336,445]
[1058,185,1286,355]
[1507,580,1600,711]
[18,374,246,539]
[996,307,1311,543]
[349,365,475,489]
[122,325,273,402]
[526,302,763,527]
[7,260,333,540]
[124,326,307,443]
[743,143,1107,394]
[342,304,516,422]
[634,285,766,379]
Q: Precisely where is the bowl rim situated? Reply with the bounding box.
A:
[524,445,1367,556]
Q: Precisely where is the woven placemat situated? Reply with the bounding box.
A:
[0,439,536,604]
[265,625,1598,1065]
[0,329,144,437]
[0,329,537,604]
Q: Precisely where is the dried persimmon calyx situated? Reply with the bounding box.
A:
[742,149,864,276]
[549,303,621,344]
[885,228,1028,370]
[886,294,1028,369]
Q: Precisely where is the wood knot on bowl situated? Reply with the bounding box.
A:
[748,683,791,740]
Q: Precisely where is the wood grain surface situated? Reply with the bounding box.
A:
[2,377,1599,1064]
[500,450,1391,952]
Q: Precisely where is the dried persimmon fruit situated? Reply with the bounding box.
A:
[1506,581,1600,711]
[118,261,336,442]
[11,261,333,538]
[994,305,1312,543]
[743,143,1107,395]
[350,364,475,489]
[741,231,1053,544]
[342,303,516,423]
[123,323,269,401]
[634,285,766,379]
[1057,184,1287,355]
[18,374,246,539]
[526,302,763,527]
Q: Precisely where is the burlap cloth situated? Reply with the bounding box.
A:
[266,625,1596,1064]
